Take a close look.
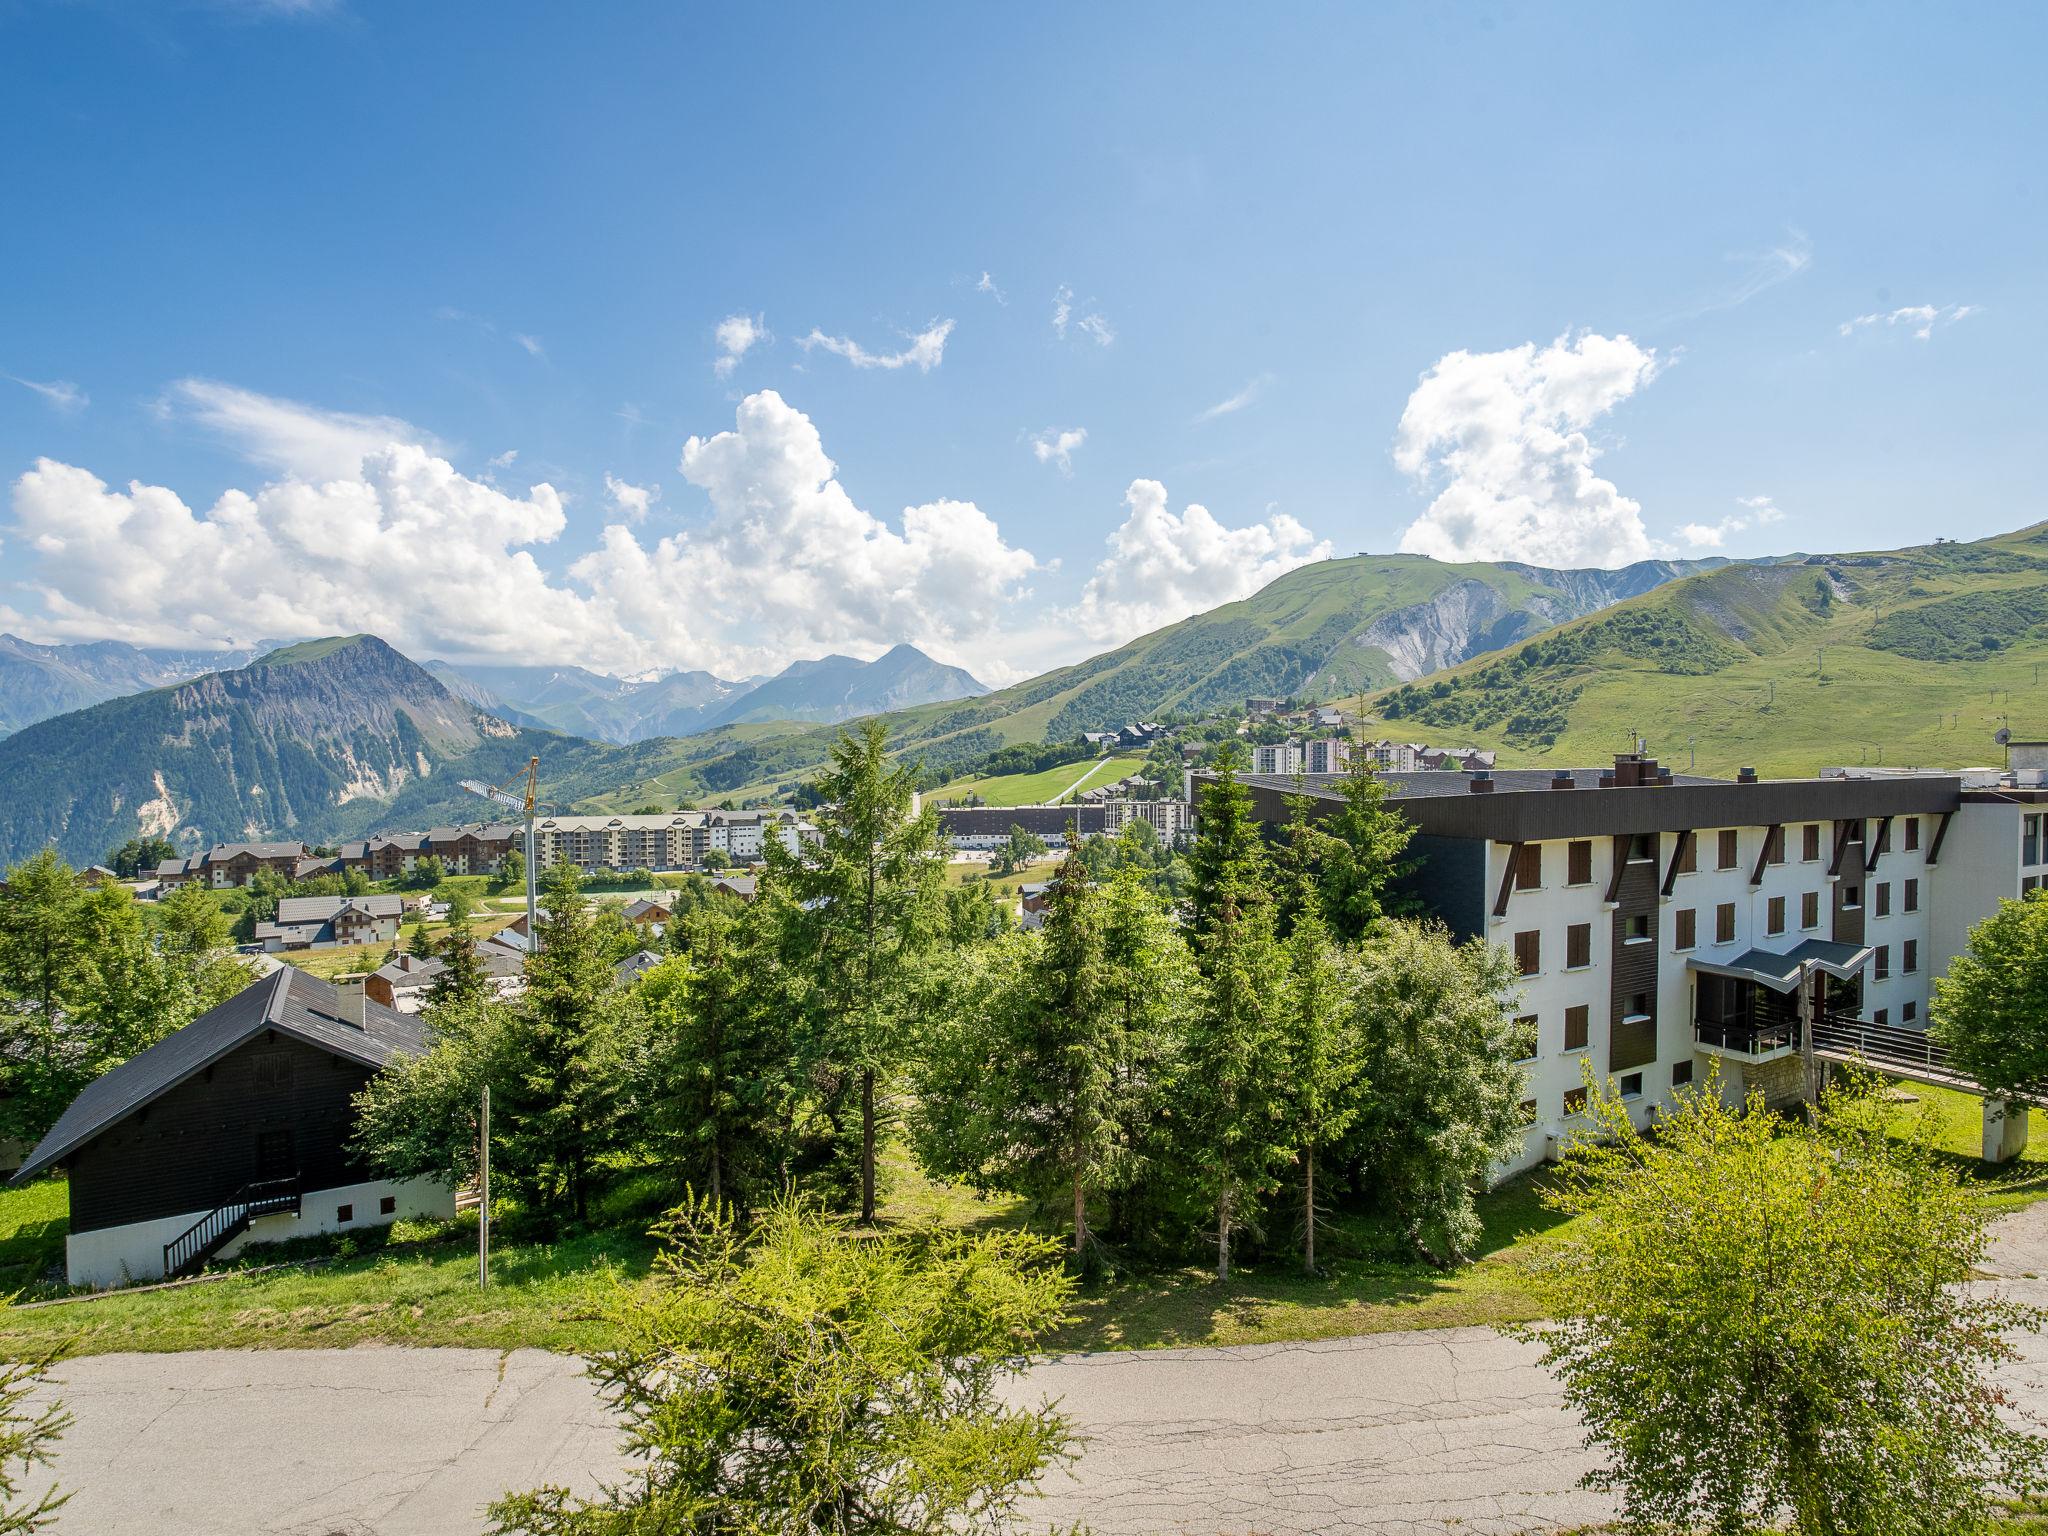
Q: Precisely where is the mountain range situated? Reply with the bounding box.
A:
[7,533,2044,867]
[0,634,271,737]
[430,644,987,743]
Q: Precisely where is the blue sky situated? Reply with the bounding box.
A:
[1,1,2041,683]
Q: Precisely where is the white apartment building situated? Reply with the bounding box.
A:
[1251,737,1350,776]
[528,810,813,872]
[1225,754,2036,1178]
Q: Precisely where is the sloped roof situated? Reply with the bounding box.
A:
[614,949,665,983]
[11,968,427,1185]
[276,894,403,923]
[621,898,671,920]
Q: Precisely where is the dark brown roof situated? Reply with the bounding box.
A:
[10,968,427,1184]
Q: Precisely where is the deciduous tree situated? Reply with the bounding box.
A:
[1932,889,2048,1099]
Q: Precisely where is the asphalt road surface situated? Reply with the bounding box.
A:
[24,1203,2048,1536]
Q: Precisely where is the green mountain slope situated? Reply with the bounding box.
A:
[1369,527,2048,776]
[0,634,266,736]
[572,553,1717,808]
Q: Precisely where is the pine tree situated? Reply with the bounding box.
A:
[1095,866,1192,1248]
[771,722,945,1222]
[427,906,488,1010]
[1316,756,1416,941]
[1278,897,1362,1273]
[1187,743,1265,945]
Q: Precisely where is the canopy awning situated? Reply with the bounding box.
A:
[1689,938,1874,993]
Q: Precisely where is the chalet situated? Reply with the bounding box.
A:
[620,897,673,929]
[336,824,519,880]
[156,841,313,889]
[9,969,452,1288]
[79,865,121,888]
[614,949,666,986]
[253,894,403,952]
[709,875,759,902]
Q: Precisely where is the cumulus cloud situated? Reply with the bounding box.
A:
[1394,332,1663,569]
[1839,303,1980,341]
[713,313,767,378]
[1029,426,1087,474]
[1052,286,1114,346]
[486,448,519,469]
[8,376,87,413]
[6,386,1039,682]
[1677,494,1786,551]
[1062,479,1331,642]
[1194,373,1271,423]
[603,473,657,522]
[799,320,953,372]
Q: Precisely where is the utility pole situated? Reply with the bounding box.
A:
[478,1085,490,1291]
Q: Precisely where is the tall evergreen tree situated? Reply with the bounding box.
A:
[1278,897,1362,1273]
[1316,756,1416,941]
[641,905,791,1208]
[1095,865,1193,1248]
[426,905,489,1010]
[0,851,88,1061]
[1187,743,1265,945]
[771,722,945,1222]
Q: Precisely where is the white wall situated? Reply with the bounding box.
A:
[65,1176,455,1290]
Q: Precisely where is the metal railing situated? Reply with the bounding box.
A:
[1694,1014,1802,1056]
[1808,1013,1950,1073]
[163,1178,301,1279]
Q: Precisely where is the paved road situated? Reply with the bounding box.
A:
[24,1205,2048,1536]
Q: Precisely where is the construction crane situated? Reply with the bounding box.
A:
[461,755,539,948]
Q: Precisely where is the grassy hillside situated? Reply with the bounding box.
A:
[925,752,1149,808]
[1366,527,2048,777]
[569,553,1710,809]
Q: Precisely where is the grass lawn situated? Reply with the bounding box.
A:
[944,854,1064,895]
[926,753,1147,809]
[5,1076,2041,1360]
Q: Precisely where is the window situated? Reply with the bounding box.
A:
[1674,908,1697,950]
[1716,902,1736,944]
[1628,833,1656,863]
[1567,839,1594,886]
[1766,826,1786,866]
[1619,1072,1644,1099]
[1875,944,1890,981]
[2028,875,2042,896]
[1874,1008,1889,1026]
[1677,835,1698,875]
[1564,1086,1589,1114]
[1802,823,1821,862]
[1903,1000,1917,1023]
[1671,1060,1694,1087]
[379,1195,397,1216]
[1516,1099,1538,1126]
[1626,990,1653,1021]
[1564,1004,1590,1052]
[1625,913,1651,944]
[1801,891,1820,929]
[1513,930,1540,976]
[1566,923,1593,969]
[2027,815,2041,868]
[1511,1015,1539,1061]
[1904,939,1918,974]
[1904,877,1920,913]
[1875,882,1891,917]
[336,1204,354,1224]
[1514,843,1543,890]
[1767,895,1786,936]
[1905,817,1920,852]
[1842,885,1861,910]
[1717,829,1739,870]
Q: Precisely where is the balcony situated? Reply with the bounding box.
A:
[1694,973,1803,1059]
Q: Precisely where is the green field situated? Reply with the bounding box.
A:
[927,753,1148,808]
[3,1081,2039,1360]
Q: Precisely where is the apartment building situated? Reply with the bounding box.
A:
[936,799,1192,849]
[155,842,313,889]
[1220,754,2029,1177]
[1251,738,1351,775]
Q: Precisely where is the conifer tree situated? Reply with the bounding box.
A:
[1316,755,1416,941]
[427,905,489,1010]
[1095,865,1192,1246]
[771,722,945,1222]
[1187,743,1264,944]
[1278,896,1362,1273]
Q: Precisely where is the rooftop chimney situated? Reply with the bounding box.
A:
[1550,772,1577,790]
[1469,770,1495,794]
[1737,766,1759,784]
[332,973,370,1029]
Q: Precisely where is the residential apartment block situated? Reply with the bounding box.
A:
[155,842,313,888]
[1221,753,2036,1178]
[935,798,1192,849]
[336,810,814,878]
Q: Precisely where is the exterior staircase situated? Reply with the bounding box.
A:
[162,1179,302,1279]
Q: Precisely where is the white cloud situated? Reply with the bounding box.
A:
[798,319,953,372]
[975,271,1007,305]
[1676,494,1785,551]
[1194,373,1271,423]
[161,378,442,481]
[713,313,767,378]
[513,333,545,358]
[1052,285,1114,345]
[486,448,519,469]
[603,472,657,522]
[8,377,87,413]
[1029,426,1087,475]
[1839,303,1980,341]
[433,306,546,360]
[1394,332,1663,569]
[7,386,1040,683]
[1666,231,1812,321]
[1061,479,1331,643]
